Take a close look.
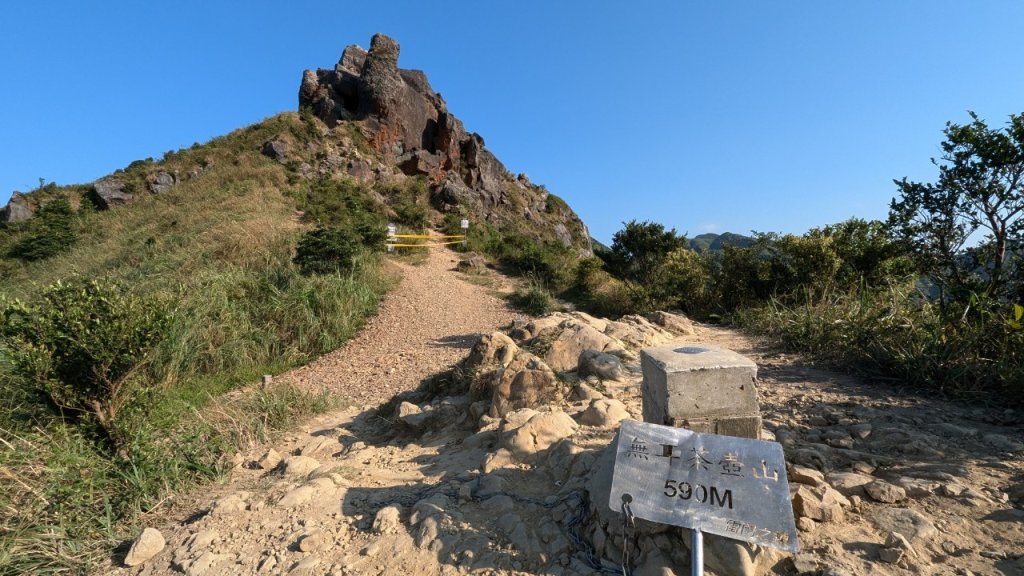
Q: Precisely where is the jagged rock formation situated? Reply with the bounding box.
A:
[0,192,33,223]
[299,33,592,255]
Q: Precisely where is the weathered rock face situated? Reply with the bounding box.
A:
[0,192,34,223]
[299,34,592,256]
[92,177,133,209]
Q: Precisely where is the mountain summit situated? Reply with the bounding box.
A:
[297,33,591,254]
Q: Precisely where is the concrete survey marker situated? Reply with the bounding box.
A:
[641,344,762,439]
[609,419,799,552]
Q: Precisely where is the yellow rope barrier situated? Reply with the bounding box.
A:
[391,234,466,239]
[386,240,466,248]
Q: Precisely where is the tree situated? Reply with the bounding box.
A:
[808,218,913,287]
[889,112,1024,303]
[603,220,689,311]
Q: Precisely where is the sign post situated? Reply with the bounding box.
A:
[460,219,469,247]
[609,419,798,574]
[386,223,397,253]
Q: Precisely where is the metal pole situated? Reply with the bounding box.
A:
[691,528,703,576]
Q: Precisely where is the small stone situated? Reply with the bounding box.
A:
[210,492,248,516]
[298,530,323,552]
[826,471,874,496]
[578,398,630,428]
[789,465,825,486]
[124,527,165,567]
[796,517,817,532]
[982,433,1024,452]
[884,531,917,557]
[866,480,906,503]
[282,456,321,477]
[373,505,403,534]
[258,448,282,470]
[878,547,904,563]
[186,529,219,553]
[289,555,321,575]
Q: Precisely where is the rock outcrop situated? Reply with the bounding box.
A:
[0,192,34,223]
[299,33,592,255]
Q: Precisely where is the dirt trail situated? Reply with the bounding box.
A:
[110,250,1024,576]
[279,247,521,406]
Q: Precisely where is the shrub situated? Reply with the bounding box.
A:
[511,280,557,316]
[0,278,168,445]
[293,226,363,275]
[6,195,77,261]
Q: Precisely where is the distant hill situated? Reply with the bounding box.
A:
[688,232,753,252]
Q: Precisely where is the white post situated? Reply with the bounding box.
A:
[460,218,469,248]
[386,223,397,253]
[692,529,704,576]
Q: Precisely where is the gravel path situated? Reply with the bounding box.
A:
[279,247,522,406]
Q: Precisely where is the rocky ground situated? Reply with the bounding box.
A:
[110,247,1024,576]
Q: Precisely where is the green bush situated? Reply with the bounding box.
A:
[511,280,557,316]
[293,226,363,275]
[6,196,78,261]
[0,278,168,445]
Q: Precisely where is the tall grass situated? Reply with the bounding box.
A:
[735,283,1024,402]
[0,113,395,574]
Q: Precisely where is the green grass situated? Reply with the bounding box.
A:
[0,112,396,574]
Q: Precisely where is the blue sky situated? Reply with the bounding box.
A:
[2,1,1022,243]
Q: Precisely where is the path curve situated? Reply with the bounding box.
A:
[281,247,521,406]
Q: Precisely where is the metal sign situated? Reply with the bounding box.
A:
[460,219,469,229]
[609,419,799,552]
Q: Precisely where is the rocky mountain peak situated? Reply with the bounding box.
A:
[299,34,592,255]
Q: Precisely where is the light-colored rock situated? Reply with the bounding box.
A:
[646,311,697,335]
[373,505,403,534]
[792,485,845,522]
[865,480,907,503]
[282,455,321,477]
[869,508,937,544]
[278,485,317,508]
[578,398,630,428]
[258,448,282,470]
[490,352,562,418]
[789,465,826,486]
[572,382,604,402]
[502,410,579,459]
[825,471,874,496]
[124,527,165,567]
[298,530,324,552]
[539,321,624,372]
[288,554,320,575]
[210,492,248,516]
[184,551,229,576]
[299,436,337,456]
[185,530,219,553]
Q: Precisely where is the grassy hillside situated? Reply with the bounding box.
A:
[0,113,397,574]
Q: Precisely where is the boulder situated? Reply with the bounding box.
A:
[647,311,698,335]
[500,409,578,459]
[92,178,133,209]
[536,321,624,373]
[577,349,625,381]
[490,352,561,418]
[865,480,907,503]
[261,139,290,161]
[0,192,34,223]
[150,171,175,194]
[124,527,165,567]
[578,398,630,428]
